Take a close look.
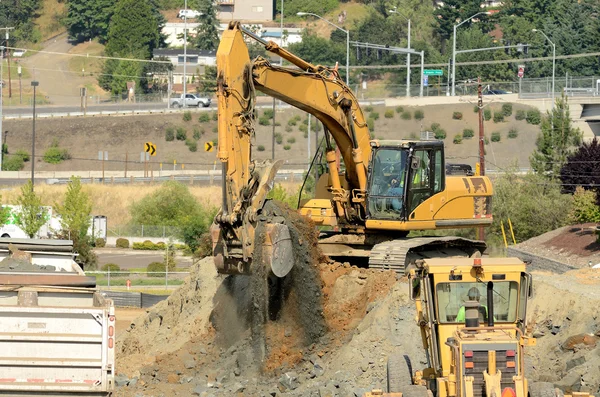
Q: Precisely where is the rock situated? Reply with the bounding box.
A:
[180,376,194,384]
[232,382,245,393]
[192,385,207,396]
[319,385,336,397]
[185,359,196,369]
[562,334,598,350]
[227,345,238,355]
[354,388,369,396]
[128,377,138,387]
[311,360,325,377]
[167,373,180,384]
[279,371,299,391]
[551,325,561,335]
[366,302,377,313]
[360,359,370,372]
[234,367,241,376]
[199,347,207,355]
[566,356,586,371]
[115,374,129,387]
[284,327,293,337]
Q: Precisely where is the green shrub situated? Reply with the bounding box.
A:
[507,128,518,139]
[198,113,210,123]
[367,118,375,131]
[165,127,175,141]
[101,263,120,272]
[414,109,424,120]
[182,111,192,122]
[369,112,380,120]
[95,238,106,248]
[212,126,218,133]
[484,108,491,121]
[212,111,218,121]
[493,111,504,123]
[491,131,501,142]
[176,127,187,141]
[193,128,202,140]
[502,103,513,117]
[258,115,270,126]
[283,144,291,150]
[384,109,394,119]
[526,109,541,125]
[303,130,308,138]
[115,238,129,248]
[452,111,463,120]
[15,149,30,162]
[430,123,441,132]
[365,105,374,112]
[147,261,166,277]
[274,121,281,126]
[186,139,198,152]
[473,105,479,113]
[453,134,463,144]
[395,106,404,114]
[257,145,265,152]
[401,111,412,120]
[299,124,308,133]
[285,125,293,132]
[484,136,490,145]
[462,128,475,139]
[287,137,296,144]
[287,118,297,126]
[275,132,283,144]
[263,108,274,119]
[2,155,24,171]
[434,129,447,140]
[43,147,71,164]
[515,109,526,121]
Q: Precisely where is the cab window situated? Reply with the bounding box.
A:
[368,149,408,220]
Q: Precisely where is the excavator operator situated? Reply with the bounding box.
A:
[456,287,488,323]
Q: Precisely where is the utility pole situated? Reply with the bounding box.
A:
[182,0,188,106]
[31,81,39,188]
[477,77,485,241]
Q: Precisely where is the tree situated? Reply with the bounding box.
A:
[196,65,217,94]
[0,196,10,227]
[289,31,346,67]
[193,0,219,51]
[432,0,488,53]
[55,177,92,239]
[15,181,47,238]
[104,0,160,58]
[66,0,115,43]
[560,138,600,203]
[530,94,582,176]
[130,181,202,226]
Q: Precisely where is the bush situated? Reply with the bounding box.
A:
[453,134,463,144]
[287,118,297,126]
[395,106,404,114]
[116,238,129,248]
[473,105,479,113]
[384,109,394,119]
[569,187,600,223]
[430,123,441,132]
[526,109,541,125]
[186,139,197,152]
[285,125,293,132]
[303,130,308,138]
[176,127,187,141]
[484,136,490,145]
[212,126,218,133]
[43,147,71,164]
[165,127,175,141]
[502,103,513,117]
[367,118,375,131]
[287,137,296,144]
[258,115,270,126]
[365,105,373,112]
[414,109,424,120]
[369,112,380,120]
[257,145,265,152]
[101,263,120,272]
[283,144,291,150]
[198,113,210,123]
[183,111,192,122]
[299,124,308,133]
[493,111,504,123]
[452,111,463,120]
[434,129,447,140]
[147,261,166,277]
[462,128,475,139]
[212,111,218,121]
[193,128,202,140]
[515,109,526,121]
[2,155,24,171]
[484,108,491,121]
[274,121,281,126]
[95,238,106,248]
[14,149,30,162]
[401,111,412,120]
[507,128,518,139]
[275,132,283,144]
[491,131,501,142]
[263,108,274,119]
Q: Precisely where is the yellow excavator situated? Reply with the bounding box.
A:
[210,22,493,279]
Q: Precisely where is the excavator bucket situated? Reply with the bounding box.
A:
[264,223,294,278]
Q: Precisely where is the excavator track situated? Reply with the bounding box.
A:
[368,237,487,275]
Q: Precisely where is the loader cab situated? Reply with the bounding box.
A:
[367,140,445,221]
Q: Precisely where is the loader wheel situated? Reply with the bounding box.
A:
[387,354,413,393]
[529,383,564,397]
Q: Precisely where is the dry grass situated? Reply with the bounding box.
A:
[67,40,106,76]
[34,0,68,41]
[0,181,302,225]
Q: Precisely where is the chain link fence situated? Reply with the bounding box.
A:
[88,270,190,290]
[107,224,182,238]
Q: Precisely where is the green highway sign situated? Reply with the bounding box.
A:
[423,69,444,76]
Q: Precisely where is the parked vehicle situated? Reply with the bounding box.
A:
[177,9,201,19]
[0,238,115,396]
[169,93,211,108]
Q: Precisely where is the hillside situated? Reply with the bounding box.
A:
[3,102,540,173]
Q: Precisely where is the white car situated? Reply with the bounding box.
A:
[178,9,201,19]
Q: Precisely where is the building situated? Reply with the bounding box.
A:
[153,48,216,87]
[216,0,274,22]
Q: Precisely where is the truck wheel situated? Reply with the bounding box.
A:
[203,102,210,108]
[529,383,564,397]
[176,102,182,108]
[387,354,413,393]
[1,234,9,238]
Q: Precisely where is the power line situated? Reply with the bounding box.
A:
[6,46,171,64]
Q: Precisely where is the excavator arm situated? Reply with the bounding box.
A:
[211,22,372,276]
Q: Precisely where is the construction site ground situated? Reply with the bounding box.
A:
[113,225,600,396]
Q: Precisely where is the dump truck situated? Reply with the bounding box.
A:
[0,238,115,396]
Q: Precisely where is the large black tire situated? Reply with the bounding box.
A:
[387,354,413,393]
[529,382,564,397]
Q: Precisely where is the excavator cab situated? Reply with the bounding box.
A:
[367,140,444,221]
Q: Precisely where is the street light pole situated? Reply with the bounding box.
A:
[31,81,39,189]
[532,29,555,107]
[451,12,489,96]
[182,0,187,106]
[297,12,349,85]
